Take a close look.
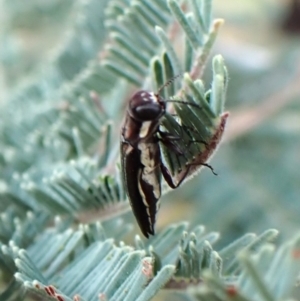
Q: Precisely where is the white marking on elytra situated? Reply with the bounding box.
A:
[144,174,160,199]
[139,121,152,138]
[148,217,153,230]
[138,142,161,199]
[138,183,149,208]
[141,92,147,97]
[125,144,133,155]
[146,207,151,217]
[156,199,160,212]
[137,170,154,232]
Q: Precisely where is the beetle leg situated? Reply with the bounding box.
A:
[179,124,208,147]
[160,161,190,188]
[192,162,217,175]
[161,159,217,189]
[159,124,208,153]
[158,130,185,155]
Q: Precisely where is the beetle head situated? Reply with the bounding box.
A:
[128,91,166,122]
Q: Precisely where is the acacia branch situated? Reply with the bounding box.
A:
[225,66,300,142]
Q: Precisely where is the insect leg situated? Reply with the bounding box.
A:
[159,120,208,151]
[160,161,190,189]
[161,158,217,190]
[158,130,185,155]
[191,162,217,175]
[179,124,209,148]
[158,123,217,190]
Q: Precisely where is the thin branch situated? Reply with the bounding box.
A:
[224,66,300,142]
[76,202,130,224]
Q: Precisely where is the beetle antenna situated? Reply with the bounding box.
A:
[164,99,202,109]
[155,74,202,109]
[157,74,183,95]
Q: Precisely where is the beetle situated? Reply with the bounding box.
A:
[120,86,214,238]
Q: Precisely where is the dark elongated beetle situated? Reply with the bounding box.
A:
[120,82,213,238]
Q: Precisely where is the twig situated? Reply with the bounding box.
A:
[224,67,300,142]
[76,202,130,224]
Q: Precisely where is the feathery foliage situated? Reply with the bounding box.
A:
[0,0,299,300]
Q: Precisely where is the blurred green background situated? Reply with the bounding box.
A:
[0,0,300,247]
[159,0,300,246]
[148,0,300,247]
